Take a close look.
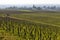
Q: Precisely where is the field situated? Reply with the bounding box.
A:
[0,10,60,40]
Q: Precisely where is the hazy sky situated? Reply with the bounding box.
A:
[0,0,60,5]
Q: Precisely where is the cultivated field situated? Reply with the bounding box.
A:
[0,10,60,40]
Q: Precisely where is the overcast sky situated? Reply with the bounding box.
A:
[0,0,60,5]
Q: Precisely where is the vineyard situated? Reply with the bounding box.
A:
[0,10,60,40]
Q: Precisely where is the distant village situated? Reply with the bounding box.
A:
[0,4,60,11]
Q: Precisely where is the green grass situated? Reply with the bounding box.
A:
[0,17,60,40]
[0,11,60,40]
[19,10,33,12]
[10,12,60,26]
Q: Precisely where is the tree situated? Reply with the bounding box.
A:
[33,5,36,8]
[37,7,41,10]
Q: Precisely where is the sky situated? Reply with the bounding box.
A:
[0,0,60,5]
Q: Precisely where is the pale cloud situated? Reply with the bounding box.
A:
[0,0,60,5]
